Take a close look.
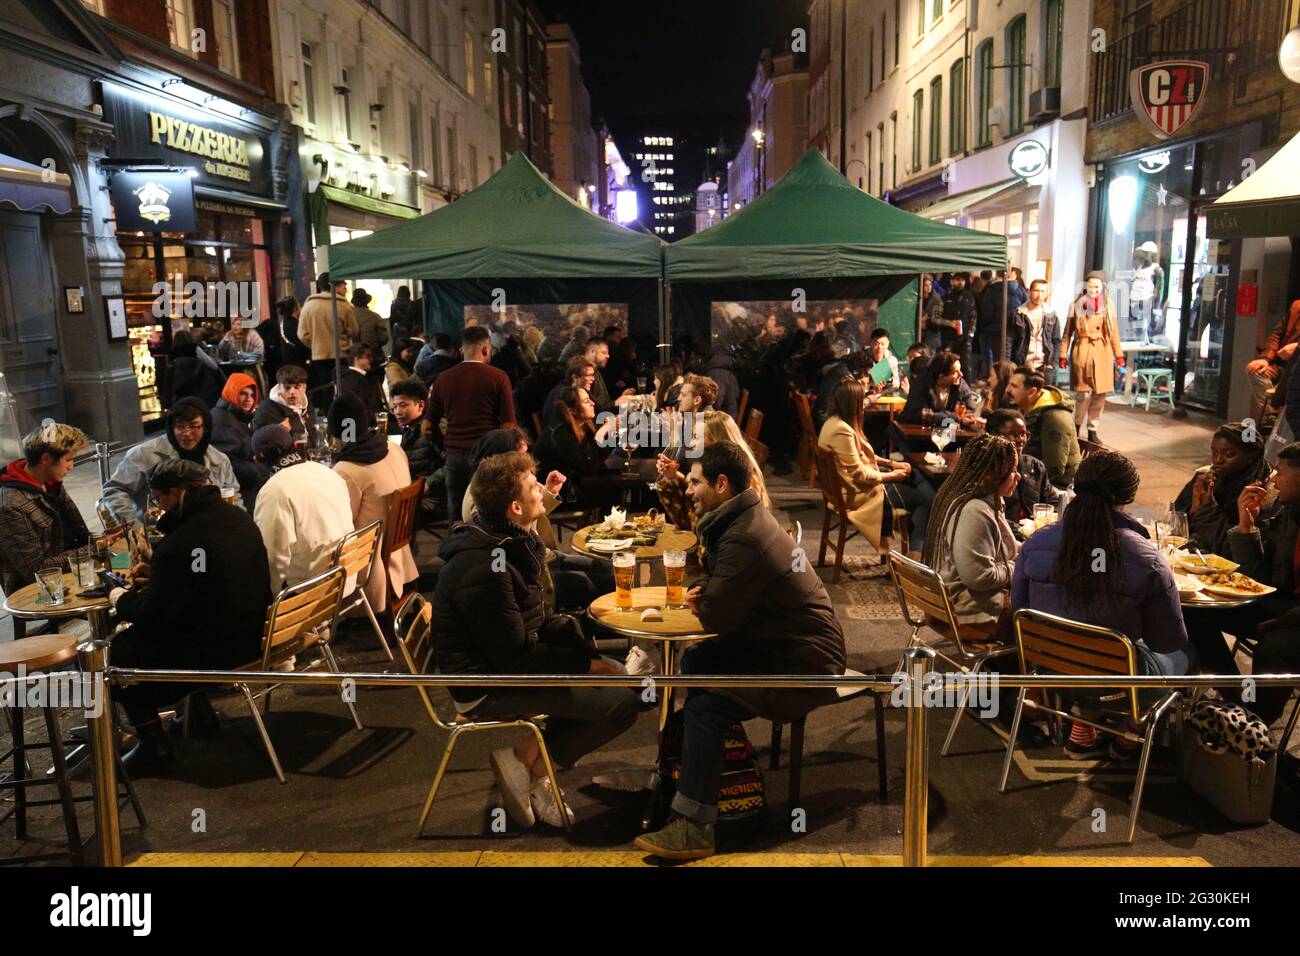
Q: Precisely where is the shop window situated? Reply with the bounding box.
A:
[1006,16,1026,134]
[949,59,966,155]
[928,76,942,166]
[975,39,993,147]
[213,0,239,77]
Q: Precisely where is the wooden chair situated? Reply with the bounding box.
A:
[887,551,1017,755]
[745,434,769,471]
[330,519,392,661]
[812,445,861,584]
[234,566,360,783]
[1000,608,1182,844]
[395,593,572,836]
[383,478,424,610]
[1078,437,1107,461]
[744,407,764,441]
[769,669,889,806]
[793,390,818,488]
[737,388,750,431]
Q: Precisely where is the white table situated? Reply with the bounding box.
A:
[1107,341,1173,406]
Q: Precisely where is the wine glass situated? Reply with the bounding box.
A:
[1163,510,1189,553]
[931,427,948,454]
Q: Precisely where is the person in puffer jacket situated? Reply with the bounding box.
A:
[0,421,94,637]
[102,397,241,523]
[211,372,270,511]
[430,450,638,829]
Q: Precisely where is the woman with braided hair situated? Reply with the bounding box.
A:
[1173,423,1273,558]
[921,433,1021,640]
[1012,450,1196,759]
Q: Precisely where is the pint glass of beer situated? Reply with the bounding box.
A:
[613,551,636,610]
[663,550,687,608]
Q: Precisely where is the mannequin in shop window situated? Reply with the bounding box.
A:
[1130,241,1167,342]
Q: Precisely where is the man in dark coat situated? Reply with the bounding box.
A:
[211,372,271,511]
[337,343,386,423]
[702,348,740,420]
[636,442,846,861]
[985,409,1060,533]
[938,272,976,367]
[431,451,637,828]
[108,459,272,766]
[414,333,460,385]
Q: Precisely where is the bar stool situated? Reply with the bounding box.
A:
[0,635,146,865]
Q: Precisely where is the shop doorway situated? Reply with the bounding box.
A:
[0,208,64,429]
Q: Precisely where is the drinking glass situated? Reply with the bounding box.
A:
[1163,511,1189,552]
[637,375,648,393]
[375,411,389,435]
[613,551,636,610]
[662,550,687,609]
[72,549,97,591]
[1032,503,1056,530]
[36,566,65,606]
[930,428,948,453]
[954,402,967,420]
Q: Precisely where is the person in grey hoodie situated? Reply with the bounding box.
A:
[102,397,241,522]
[920,433,1021,641]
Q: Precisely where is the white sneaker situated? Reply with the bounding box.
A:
[530,774,575,828]
[271,656,296,673]
[624,645,659,676]
[490,748,535,828]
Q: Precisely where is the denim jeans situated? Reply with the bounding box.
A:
[885,472,934,545]
[467,685,640,768]
[549,551,615,611]
[670,690,760,825]
[444,451,472,525]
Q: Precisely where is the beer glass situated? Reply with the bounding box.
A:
[663,550,687,609]
[613,551,636,610]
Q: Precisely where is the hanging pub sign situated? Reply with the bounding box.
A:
[99,81,271,194]
[1129,60,1210,141]
[109,169,197,233]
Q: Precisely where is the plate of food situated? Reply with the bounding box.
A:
[1199,572,1275,599]
[1172,572,1204,598]
[1173,551,1239,575]
[587,537,635,554]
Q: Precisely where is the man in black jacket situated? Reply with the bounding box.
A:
[985,409,1060,534]
[636,442,846,860]
[337,344,386,423]
[108,459,272,766]
[938,272,976,367]
[431,451,637,828]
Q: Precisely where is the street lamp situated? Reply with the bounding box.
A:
[751,127,766,200]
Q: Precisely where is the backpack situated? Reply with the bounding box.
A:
[653,708,769,849]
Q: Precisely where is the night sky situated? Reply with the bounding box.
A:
[534,0,808,158]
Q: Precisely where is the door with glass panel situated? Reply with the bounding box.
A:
[1180,221,1234,411]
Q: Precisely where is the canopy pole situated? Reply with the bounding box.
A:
[916,273,924,344]
[331,285,343,402]
[659,280,670,364]
[999,259,1009,368]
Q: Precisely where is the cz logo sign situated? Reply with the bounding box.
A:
[1129,60,1209,141]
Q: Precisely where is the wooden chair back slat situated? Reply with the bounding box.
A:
[382,480,424,598]
[392,591,444,727]
[744,408,764,441]
[332,520,383,582]
[1013,608,1142,719]
[813,445,849,513]
[746,435,769,470]
[737,389,750,430]
[260,567,346,663]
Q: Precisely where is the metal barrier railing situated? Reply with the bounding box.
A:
[44,642,1300,867]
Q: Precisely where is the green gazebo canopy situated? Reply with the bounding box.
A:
[665,148,1007,281]
[326,151,665,280]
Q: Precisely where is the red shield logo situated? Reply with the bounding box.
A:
[1129,60,1210,140]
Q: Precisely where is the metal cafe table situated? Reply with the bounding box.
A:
[589,586,716,827]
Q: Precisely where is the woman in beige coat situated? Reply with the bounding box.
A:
[328,395,418,614]
[1063,272,1124,444]
[817,379,932,557]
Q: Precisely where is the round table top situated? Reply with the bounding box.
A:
[3,572,111,620]
[1179,591,1260,609]
[571,523,698,560]
[0,633,81,673]
[589,587,717,640]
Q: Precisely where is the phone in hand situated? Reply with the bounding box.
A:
[98,569,128,591]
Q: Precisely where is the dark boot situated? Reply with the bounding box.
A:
[122,718,175,770]
[1087,428,1100,445]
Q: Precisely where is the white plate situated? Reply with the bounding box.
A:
[1173,551,1239,575]
[587,538,634,553]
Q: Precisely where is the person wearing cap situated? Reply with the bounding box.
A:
[1130,240,1166,340]
[351,287,389,361]
[250,424,354,593]
[109,458,272,767]
[329,394,418,614]
[0,421,94,638]
[211,372,271,512]
[102,397,241,524]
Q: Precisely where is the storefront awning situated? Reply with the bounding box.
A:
[193,185,288,214]
[0,152,72,214]
[918,179,1033,223]
[311,184,421,246]
[1207,131,1300,238]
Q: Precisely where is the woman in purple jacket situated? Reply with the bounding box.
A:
[1011,450,1197,759]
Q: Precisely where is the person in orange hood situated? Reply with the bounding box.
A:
[212,372,270,510]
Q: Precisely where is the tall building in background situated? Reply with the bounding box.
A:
[496,0,552,178]
[730,47,808,208]
[631,132,692,238]
[546,22,598,209]
[273,0,502,309]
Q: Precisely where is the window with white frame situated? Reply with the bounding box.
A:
[429,107,442,184]
[409,100,423,172]
[301,42,317,125]
[166,0,195,55]
[340,67,355,143]
[212,0,239,77]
